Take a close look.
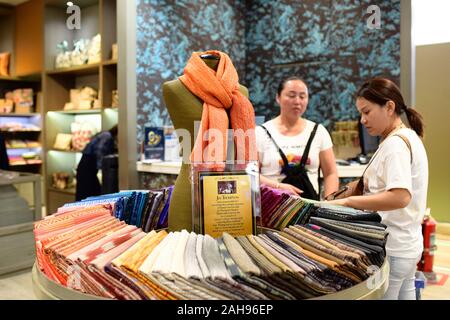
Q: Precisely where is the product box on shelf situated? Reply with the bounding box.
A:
[144,127,164,160]
[164,126,181,162]
[0,99,14,113]
[111,90,119,108]
[112,43,118,60]
[12,89,34,114]
[53,133,72,151]
[15,105,32,114]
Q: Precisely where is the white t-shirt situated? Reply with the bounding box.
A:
[255,119,333,193]
[363,127,429,259]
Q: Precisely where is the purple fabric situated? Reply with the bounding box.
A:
[260,185,293,227]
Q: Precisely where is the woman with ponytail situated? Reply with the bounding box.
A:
[328,77,429,300]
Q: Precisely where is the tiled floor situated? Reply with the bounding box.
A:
[421,234,450,300]
[1,234,449,300]
[0,268,36,300]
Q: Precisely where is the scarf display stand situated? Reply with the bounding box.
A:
[31,254,389,300]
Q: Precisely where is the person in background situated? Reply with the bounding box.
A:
[328,78,428,300]
[0,132,9,170]
[255,76,339,198]
[75,125,118,201]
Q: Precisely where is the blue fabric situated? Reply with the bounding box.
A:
[157,185,174,229]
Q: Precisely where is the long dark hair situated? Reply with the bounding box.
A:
[356,78,424,138]
[277,76,308,96]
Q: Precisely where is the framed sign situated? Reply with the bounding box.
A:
[191,162,260,238]
[198,171,255,238]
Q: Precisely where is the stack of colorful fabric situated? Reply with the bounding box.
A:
[260,186,316,229]
[58,186,173,231]
[260,185,388,267]
[34,190,386,299]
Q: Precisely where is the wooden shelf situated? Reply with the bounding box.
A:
[102,59,117,66]
[7,146,42,150]
[46,63,100,76]
[9,161,43,166]
[0,75,21,81]
[48,187,75,195]
[0,113,41,117]
[48,149,81,154]
[0,130,41,133]
[48,109,102,115]
[45,0,98,9]
[0,74,42,82]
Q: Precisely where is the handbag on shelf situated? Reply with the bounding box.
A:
[325,133,412,201]
[261,123,320,200]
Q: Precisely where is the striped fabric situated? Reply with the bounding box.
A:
[34,188,388,300]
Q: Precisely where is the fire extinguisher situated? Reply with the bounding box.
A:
[417,209,437,276]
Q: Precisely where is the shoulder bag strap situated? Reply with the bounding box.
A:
[299,123,319,169]
[260,125,290,169]
[393,134,413,164]
[358,132,413,181]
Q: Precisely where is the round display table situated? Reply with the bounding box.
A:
[32,260,389,300]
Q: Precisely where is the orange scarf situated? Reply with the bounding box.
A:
[179,50,256,167]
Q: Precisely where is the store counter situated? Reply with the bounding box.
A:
[32,260,389,300]
[137,161,367,178]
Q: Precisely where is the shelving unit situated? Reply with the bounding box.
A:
[42,0,119,214]
[1,0,44,179]
[0,170,42,275]
[0,113,40,117]
[0,99,43,174]
[1,0,120,215]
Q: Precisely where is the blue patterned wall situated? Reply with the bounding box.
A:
[136,0,400,139]
[136,0,246,145]
[245,0,401,129]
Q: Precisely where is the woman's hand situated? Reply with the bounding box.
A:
[326,198,349,207]
[326,189,411,211]
[278,183,303,195]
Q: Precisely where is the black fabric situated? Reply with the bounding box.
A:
[260,124,319,200]
[343,219,387,229]
[0,132,9,170]
[305,224,385,267]
[76,154,101,201]
[309,217,386,247]
[313,207,382,223]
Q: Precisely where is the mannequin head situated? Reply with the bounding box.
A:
[200,53,219,71]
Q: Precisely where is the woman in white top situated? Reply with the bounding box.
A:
[256,76,339,198]
[328,78,429,300]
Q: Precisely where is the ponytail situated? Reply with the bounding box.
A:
[404,107,425,138]
[356,78,425,138]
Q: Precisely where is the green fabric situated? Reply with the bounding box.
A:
[222,232,261,276]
